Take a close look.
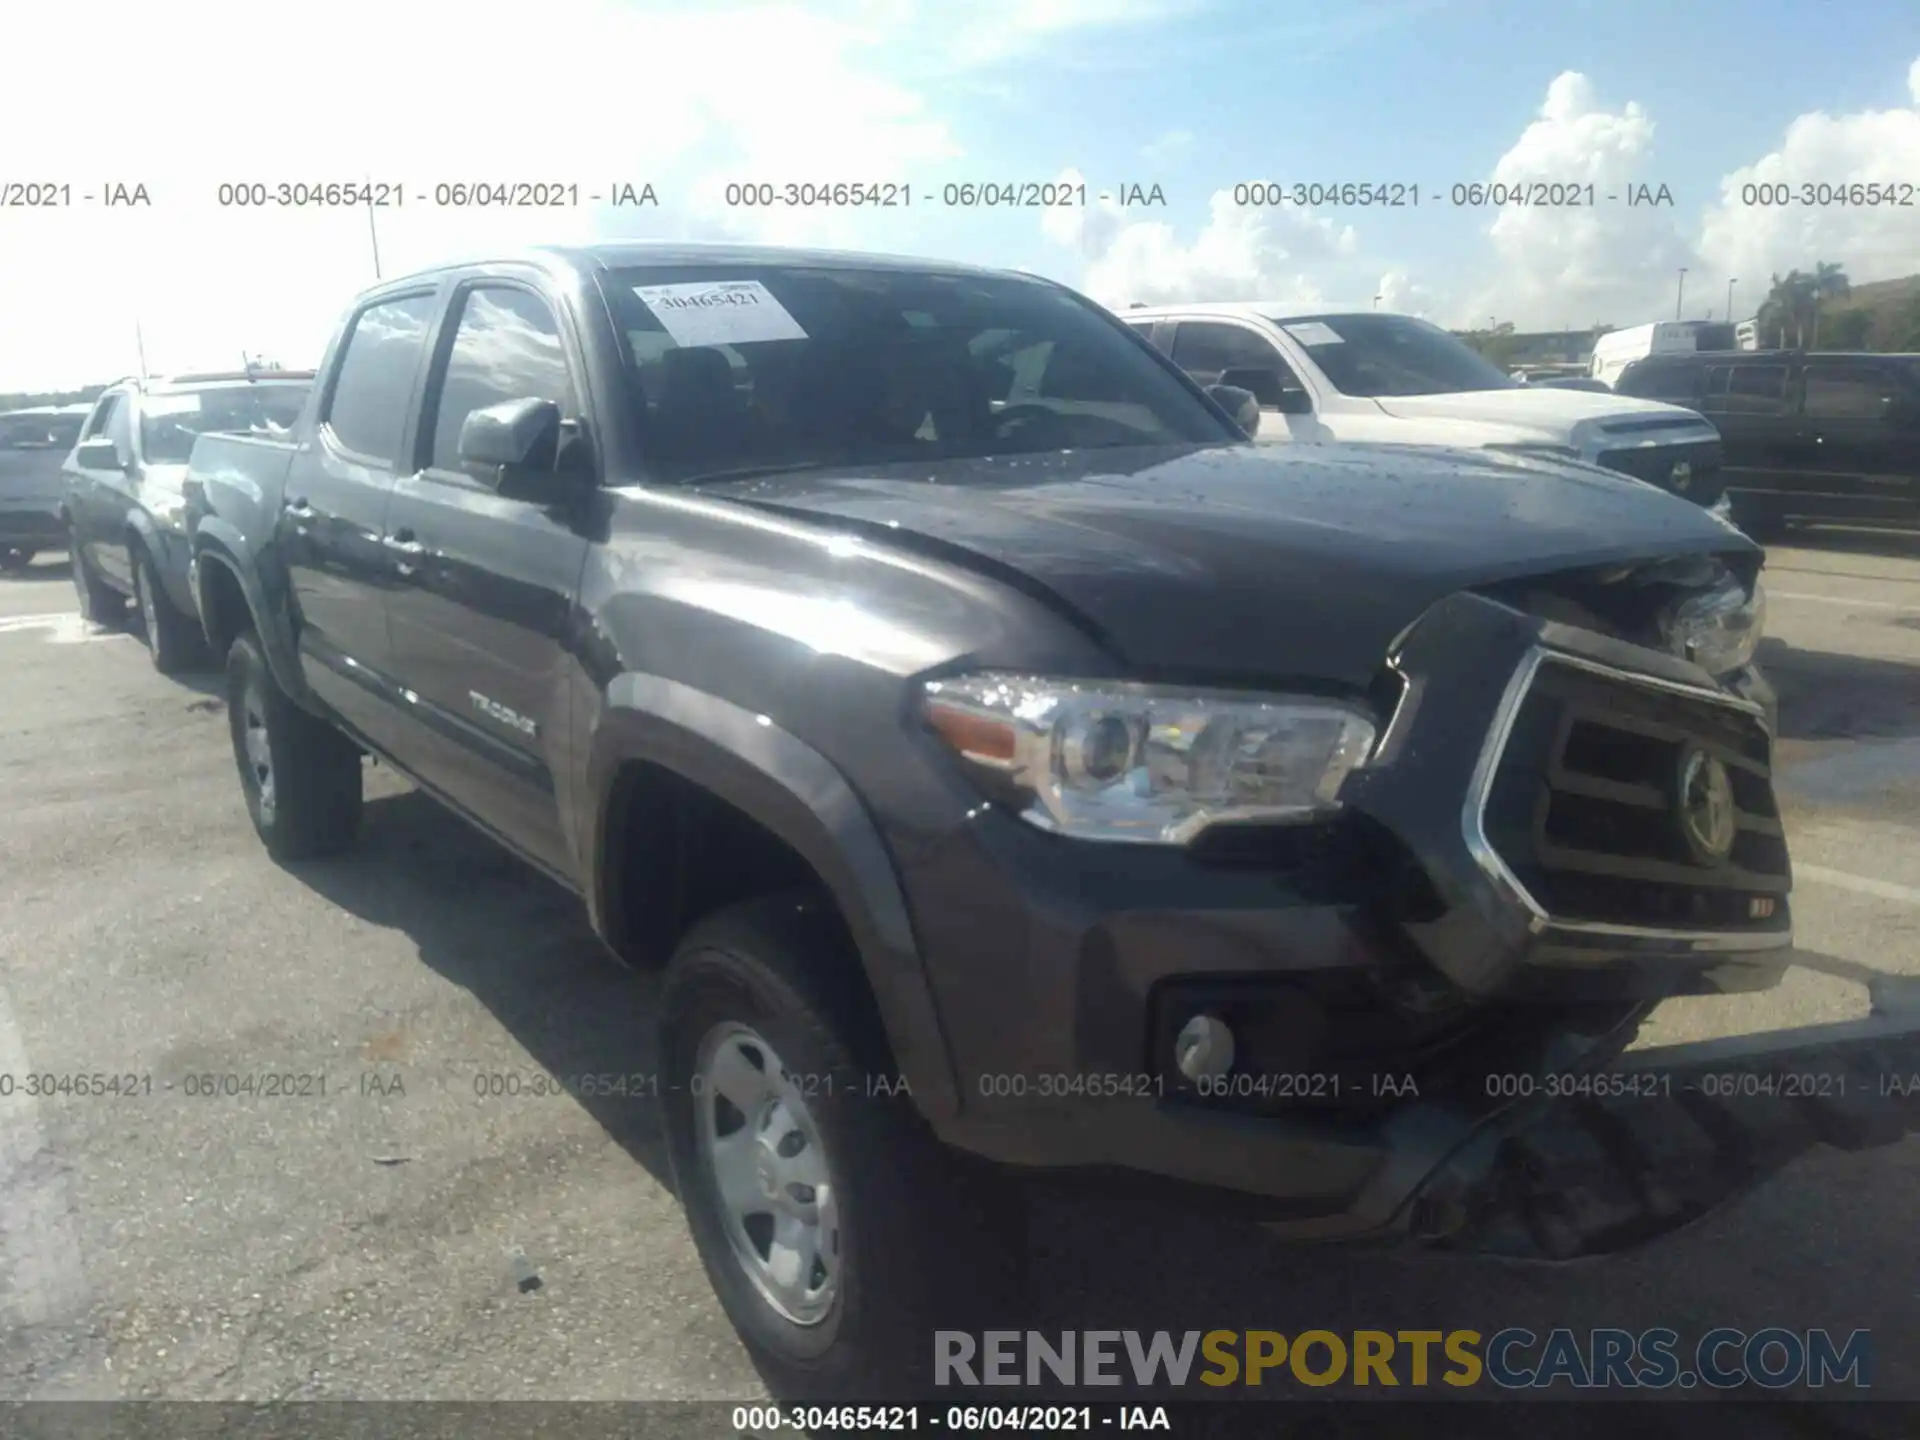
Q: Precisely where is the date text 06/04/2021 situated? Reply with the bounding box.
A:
[730,1404,1174,1432]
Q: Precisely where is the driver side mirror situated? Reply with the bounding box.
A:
[76,438,127,471]
[1219,366,1311,415]
[457,398,581,498]
[1206,384,1262,436]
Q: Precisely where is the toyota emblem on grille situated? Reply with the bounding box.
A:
[1676,744,1736,864]
[1670,460,1693,491]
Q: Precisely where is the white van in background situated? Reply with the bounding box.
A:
[1588,322,1701,388]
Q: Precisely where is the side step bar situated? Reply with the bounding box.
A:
[1408,978,1920,1260]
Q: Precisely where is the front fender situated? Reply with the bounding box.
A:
[190,520,310,704]
[584,672,961,1121]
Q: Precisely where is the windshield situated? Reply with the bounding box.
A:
[139,382,310,464]
[600,264,1234,481]
[1268,313,1520,398]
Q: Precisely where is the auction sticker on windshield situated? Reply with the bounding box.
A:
[1282,322,1344,346]
[632,280,809,347]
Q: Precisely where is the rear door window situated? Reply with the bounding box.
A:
[1718,365,1789,416]
[1802,363,1896,421]
[324,292,441,466]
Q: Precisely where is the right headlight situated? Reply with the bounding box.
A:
[921,673,1378,845]
[1658,575,1766,677]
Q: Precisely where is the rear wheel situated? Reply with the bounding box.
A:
[69,527,125,625]
[659,893,1027,1400]
[0,547,34,573]
[226,629,363,860]
[134,545,208,674]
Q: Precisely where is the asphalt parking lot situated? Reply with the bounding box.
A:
[1,534,1917,1429]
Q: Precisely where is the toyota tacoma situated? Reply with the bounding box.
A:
[180,243,1919,1398]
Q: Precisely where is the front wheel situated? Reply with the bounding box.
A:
[659,893,1027,1400]
[0,547,35,573]
[226,630,363,860]
[134,546,208,674]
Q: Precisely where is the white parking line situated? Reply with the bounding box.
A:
[1797,863,1920,906]
[0,612,122,644]
[0,980,114,1397]
[1769,590,1911,612]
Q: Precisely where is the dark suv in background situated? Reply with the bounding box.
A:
[63,370,312,669]
[1616,349,1920,538]
[0,404,89,571]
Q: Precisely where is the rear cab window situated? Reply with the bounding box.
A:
[138,382,311,464]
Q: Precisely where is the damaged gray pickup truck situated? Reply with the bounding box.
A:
[179,241,1920,1398]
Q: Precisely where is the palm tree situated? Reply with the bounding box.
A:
[1758,272,1798,348]
[1808,261,1851,349]
[1760,270,1825,349]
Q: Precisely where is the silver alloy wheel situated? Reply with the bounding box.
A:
[241,678,276,823]
[694,1021,841,1326]
[136,560,158,643]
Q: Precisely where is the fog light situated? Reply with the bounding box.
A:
[1174,1014,1235,1081]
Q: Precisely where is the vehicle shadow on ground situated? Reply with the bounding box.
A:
[265,788,1919,1423]
[280,786,675,1191]
[1759,636,1920,740]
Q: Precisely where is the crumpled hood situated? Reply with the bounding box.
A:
[701,442,1755,688]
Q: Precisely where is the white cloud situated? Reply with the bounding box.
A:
[1696,57,1920,312]
[0,0,965,388]
[1140,130,1195,164]
[1373,270,1440,319]
[1456,72,1697,331]
[1037,168,1358,309]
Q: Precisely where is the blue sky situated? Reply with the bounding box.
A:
[3,0,1916,386]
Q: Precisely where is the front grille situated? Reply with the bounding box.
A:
[1595,440,1725,507]
[1480,657,1788,933]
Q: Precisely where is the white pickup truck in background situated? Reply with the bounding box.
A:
[1122,302,1734,517]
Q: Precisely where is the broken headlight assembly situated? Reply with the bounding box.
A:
[922,674,1377,845]
[1658,572,1766,677]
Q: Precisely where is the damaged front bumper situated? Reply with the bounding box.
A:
[1279,972,1920,1259]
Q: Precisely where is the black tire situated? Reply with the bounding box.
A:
[226,629,363,861]
[0,547,34,573]
[134,545,208,674]
[69,528,126,625]
[659,892,1027,1401]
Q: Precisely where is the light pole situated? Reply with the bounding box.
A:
[366,183,383,280]
[1727,277,1737,324]
[1675,268,1688,320]
[1373,294,1382,309]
